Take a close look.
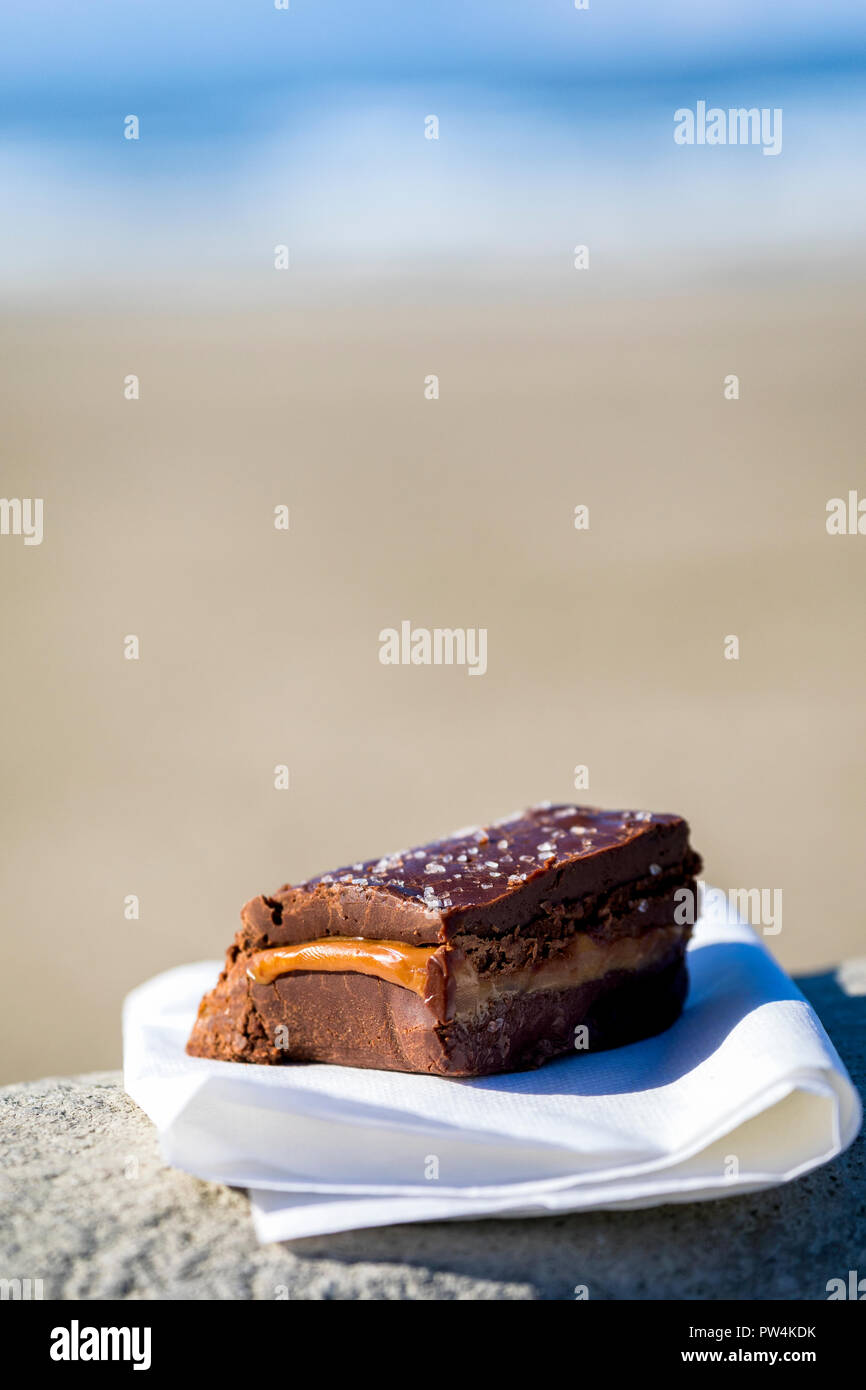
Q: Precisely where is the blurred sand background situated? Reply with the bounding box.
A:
[1,275,865,1083]
[2,1,866,1082]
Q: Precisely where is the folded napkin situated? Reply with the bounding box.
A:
[123,897,861,1241]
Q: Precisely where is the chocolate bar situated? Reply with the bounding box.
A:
[187,804,702,1076]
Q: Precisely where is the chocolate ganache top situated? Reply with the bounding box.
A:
[301,805,689,908]
[240,805,700,946]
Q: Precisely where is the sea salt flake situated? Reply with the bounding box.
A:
[496,839,509,850]
[425,862,446,874]
[650,863,662,876]
[536,842,555,853]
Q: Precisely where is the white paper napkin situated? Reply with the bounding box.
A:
[123,897,861,1241]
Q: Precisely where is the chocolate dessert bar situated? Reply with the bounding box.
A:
[187,804,701,1076]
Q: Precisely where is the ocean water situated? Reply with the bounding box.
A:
[1,1,865,303]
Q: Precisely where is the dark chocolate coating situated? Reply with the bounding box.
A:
[240,804,698,948]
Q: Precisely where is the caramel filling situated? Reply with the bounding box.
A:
[246,924,686,1011]
[247,937,435,996]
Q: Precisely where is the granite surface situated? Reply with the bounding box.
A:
[1,971,862,1300]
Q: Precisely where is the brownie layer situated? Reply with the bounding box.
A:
[188,942,689,1076]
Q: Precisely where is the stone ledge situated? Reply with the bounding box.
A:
[1,971,862,1300]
